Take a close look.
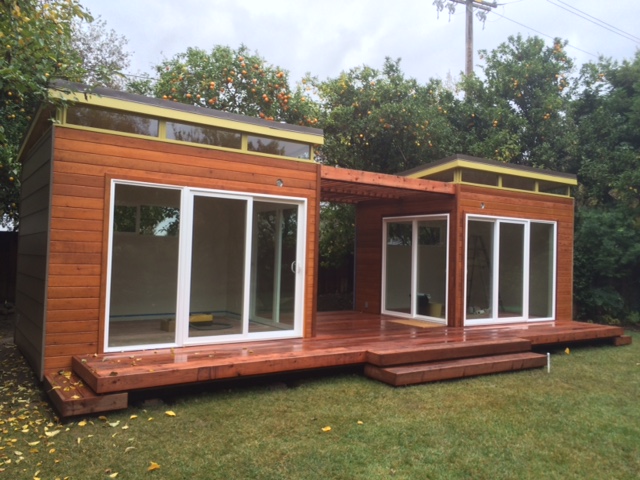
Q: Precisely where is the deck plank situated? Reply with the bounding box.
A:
[44,371,128,417]
[46,312,631,416]
[364,352,548,386]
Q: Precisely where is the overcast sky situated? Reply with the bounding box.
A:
[80,0,639,85]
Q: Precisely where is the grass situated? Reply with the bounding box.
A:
[1,332,639,479]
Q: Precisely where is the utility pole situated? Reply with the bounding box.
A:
[436,0,498,76]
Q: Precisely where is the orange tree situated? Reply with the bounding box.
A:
[131,45,319,127]
[454,35,578,171]
[314,58,459,173]
[313,58,460,269]
[1,0,92,228]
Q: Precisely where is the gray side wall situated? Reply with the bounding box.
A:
[15,129,53,380]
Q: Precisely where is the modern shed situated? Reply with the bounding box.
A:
[15,83,629,416]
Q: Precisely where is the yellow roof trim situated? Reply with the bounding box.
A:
[58,124,316,164]
[406,159,577,185]
[50,88,324,145]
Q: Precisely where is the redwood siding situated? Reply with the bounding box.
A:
[457,185,574,324]
[15,129,53,379]
[355,193,456,316]
[354,185,574,327]
[43,127,319,372]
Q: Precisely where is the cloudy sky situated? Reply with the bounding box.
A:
[80,0,639,84]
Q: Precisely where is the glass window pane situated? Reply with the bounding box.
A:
[502,175,535,191]
[249,202,298,333]
[498,223,524,318]
[108,184,180,348]
[188,196,246,338]
[466,221,493,319]
[461,169,499,186]
[529,223,554,318]
[247,135,310,159]
[166,121,242,149]
[385,222,412,314]
[417,219,447,319]
[425,170,455,182]
[67,106,159,136]
[538,181,568,195]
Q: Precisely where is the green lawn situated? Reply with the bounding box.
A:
[1,332,638,479]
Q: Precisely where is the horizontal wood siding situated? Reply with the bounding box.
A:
[355,193,456,316]
[15,130,53,379]
[457,185,574,325]
[355,184,575,328]
[44,127,319,372]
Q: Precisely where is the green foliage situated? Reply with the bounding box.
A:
[136,45,319,127]
[570,53,640,323]
[319,203,355,268]
[0,0,92,228]
[1,1,132,229]
[457,35,578,170]
[315,58,459,172]
[574,207,640,322]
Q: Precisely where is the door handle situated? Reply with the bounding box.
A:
[291,261,297,273]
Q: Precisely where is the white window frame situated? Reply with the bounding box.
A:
[104,179,307,353]
[464,214,557,326]
[381,214,449,324]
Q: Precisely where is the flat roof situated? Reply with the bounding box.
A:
[49,80,324,145]
[400,154,577,185]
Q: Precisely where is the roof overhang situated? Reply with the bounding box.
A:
[401,154,577,186]
[320,165,455,203]
[48,81,324,146]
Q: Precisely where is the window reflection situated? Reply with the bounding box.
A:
[67,106,159,137]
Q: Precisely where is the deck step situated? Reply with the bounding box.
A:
[611,335,632,346]
[364,352,547,386]
[522,324,626,346]
[365,337,532,367]
[44,371,128,418]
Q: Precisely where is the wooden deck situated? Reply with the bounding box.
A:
[45,312,630,417]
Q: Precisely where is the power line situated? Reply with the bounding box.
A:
[489,9,599,58]
[547,0,640,44]
[555,0,640,43]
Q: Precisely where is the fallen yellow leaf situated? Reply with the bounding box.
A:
[565,347,571,355]
[27,441,40,447]
[165,411,176,417]
[130,415,138,420]
[148,461,161,472]
[44,430,60,438]
[109,473,119,478]
[357,420,364,425]
[78,420,87,427]
[321,426,331,432]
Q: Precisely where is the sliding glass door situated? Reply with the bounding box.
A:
[106,181,306,351]
[465,216,556,325]
[382,215,448,322]
[107,184,181,348]
[249,202,299,333]
[187,195,247,339]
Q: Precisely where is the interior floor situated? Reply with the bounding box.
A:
[108,314,294,348]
